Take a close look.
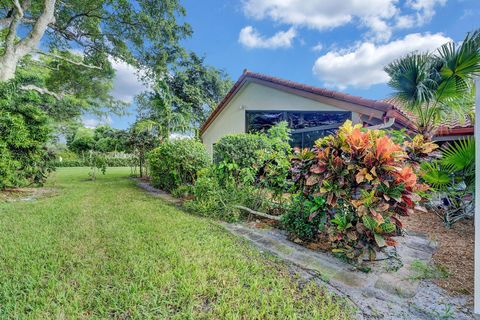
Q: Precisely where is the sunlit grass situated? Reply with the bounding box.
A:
[0,167,354,319]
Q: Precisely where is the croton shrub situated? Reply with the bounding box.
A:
[287,121,429,262]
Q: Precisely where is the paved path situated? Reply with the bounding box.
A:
[224,223,473,319]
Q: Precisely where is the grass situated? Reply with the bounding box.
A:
[0,167,354,319]
[409,260,450,281]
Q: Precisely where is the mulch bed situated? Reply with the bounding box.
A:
[402,210,474,296]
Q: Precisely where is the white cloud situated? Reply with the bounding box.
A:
[396,0,447,28]
[312,42,323,52]
[110,59,147,103]
[238,26,296,49]
[406,0,447,23]
[312,33,452,89]
[241,0,447,43]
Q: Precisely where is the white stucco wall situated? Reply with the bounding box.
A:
[201,82,361,155]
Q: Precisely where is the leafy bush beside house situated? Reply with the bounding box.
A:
[213,122,292,199]
[148,139,209,192]
[285,121,428,262]
[184,123,292,220]
[420,138,475,227]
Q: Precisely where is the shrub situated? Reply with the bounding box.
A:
[287,121,427,262]
[148,139,209,192]
[171,184,194,199]
[213,122,292,200]
[183,123,292,221]
[183,166,264,222]
[420,138,474,227]
[281,195,328,241]
[213,133,269,168]
[54,157,138,167]
[0,84,54,189]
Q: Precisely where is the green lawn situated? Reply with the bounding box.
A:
[0,168,354,319]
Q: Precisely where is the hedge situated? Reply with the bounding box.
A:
[148,139,210,192]
[54,157,138,167]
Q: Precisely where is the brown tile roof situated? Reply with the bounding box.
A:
[199,70,473,138]
[383,97,474,137]
[200,70,395,135]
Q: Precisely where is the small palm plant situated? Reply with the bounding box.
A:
[420,138,475,227]
[385,29,480,139]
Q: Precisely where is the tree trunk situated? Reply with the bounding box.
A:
[0,55,20,81]
[0,0,56,82]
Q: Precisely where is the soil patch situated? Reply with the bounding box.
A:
[0,187,58,202]
[403,210,474,296]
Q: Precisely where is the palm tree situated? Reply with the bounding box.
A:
[385,29,480,139]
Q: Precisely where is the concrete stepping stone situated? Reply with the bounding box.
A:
[224,222,474,320]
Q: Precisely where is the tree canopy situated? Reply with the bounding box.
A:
[136,53,232,139]
[0,0,191,81]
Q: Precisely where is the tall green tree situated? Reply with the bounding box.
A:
[0,0,191,84]
[14,52,123,120]
[137,53,232,139]
[385,29,480,139]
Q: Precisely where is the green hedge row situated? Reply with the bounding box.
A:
[148,139,210,192]
[54,157,138,167]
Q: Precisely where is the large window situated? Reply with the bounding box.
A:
[246,110,351,148]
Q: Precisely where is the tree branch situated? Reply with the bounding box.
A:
[234,205,282,221]
[20,84,63,99]
[34,50,103,70]
[16,0,56,57]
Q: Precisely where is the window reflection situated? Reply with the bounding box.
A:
[246,110,351,148]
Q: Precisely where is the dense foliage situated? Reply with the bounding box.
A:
[421,138,475,227]
[184,123,292,220]
[213,122,292,198]
[0,81,54,189]
[148,139,209,192]
[136,53,232,140]
[213,133,269,168]
[54,157,137,168]
[286,121,428,261]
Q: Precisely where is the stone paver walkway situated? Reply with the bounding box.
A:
[224,223,473,320]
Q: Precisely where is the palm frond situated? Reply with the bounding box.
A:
[384,53,438,108]
[436,29,480,102]
[441,138,475,172]
[420,161,452,191]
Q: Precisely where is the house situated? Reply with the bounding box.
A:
[200,70,473,155]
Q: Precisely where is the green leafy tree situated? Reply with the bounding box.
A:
[385,29,480,139]
[0,0,191,84]
[137,53,232,138]
[126,120,159,177]
[68,127,95,157]
[0,81,53,188]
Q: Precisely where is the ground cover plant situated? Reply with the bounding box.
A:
[0,167,354,319]
[285,121,429,262]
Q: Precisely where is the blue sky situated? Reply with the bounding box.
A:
[103,0,479,129]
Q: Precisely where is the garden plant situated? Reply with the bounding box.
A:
[285,121,430,262]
